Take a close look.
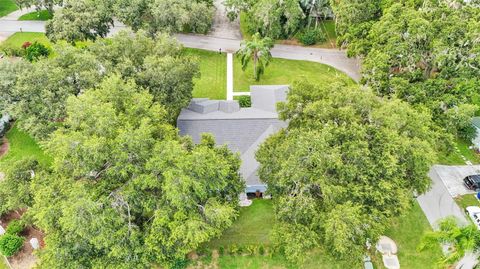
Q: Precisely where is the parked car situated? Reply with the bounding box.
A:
[466,206,480,230]
[463,175,480,190]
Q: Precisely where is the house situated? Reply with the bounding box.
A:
[472,117,480,150]
[177,85,288,196]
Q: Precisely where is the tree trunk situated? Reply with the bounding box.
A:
[253,52,258,80]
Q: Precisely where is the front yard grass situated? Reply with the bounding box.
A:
[183,48,227,100]
[0,32,51,49]
[18,10,53,21]
[0,125,52,170]
[0,0,17,17]
[233,57,354,92]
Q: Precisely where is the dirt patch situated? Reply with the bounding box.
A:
[0,137,9,158]
[0,210,44,269]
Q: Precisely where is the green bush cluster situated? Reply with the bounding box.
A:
[224,244,268,256]
[0,41,50,62]
[0,221,25,257]
[5,220,24,235]
[25,42,50,62]
[297,28,326,46]
[237,95,251,108]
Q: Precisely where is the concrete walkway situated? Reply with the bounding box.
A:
[226,53,233,100]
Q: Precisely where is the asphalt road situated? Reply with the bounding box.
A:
[417,165,468,229]
[0,20,361,81]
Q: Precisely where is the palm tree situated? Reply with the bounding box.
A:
[237,33,274,81]
[418,217,480,266]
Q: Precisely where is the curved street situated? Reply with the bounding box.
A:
[0,19,361,81]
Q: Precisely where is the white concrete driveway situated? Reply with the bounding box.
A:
[417,166,468,228]
[434,165,480,197]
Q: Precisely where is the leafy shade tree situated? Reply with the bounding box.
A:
[15,0,63,13]
[46,0,114,43]
[2,31,198,140]
[30,75,244,268]
[419,217,480,266]
[256,80,438,262]
[0,158,39,215]
[358,3,480,140]
[237,33,274,81]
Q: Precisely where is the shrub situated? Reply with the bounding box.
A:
[228,244,239,255]
[259,245,265,255]
[245,245,257,255]
[0,234,24,257]
[0,45,25,57]
[6,220,24,235]
[218,246,225,255]
[237,95,251,108]
[297,28,326,46]
[237,245,244,255]
[25,42,50,62]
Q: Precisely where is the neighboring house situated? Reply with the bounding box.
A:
[177,85,288,195]
[472,117,480,150]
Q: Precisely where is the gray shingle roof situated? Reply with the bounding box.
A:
[177,85,288,189]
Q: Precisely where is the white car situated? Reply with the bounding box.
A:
[466,206,480,229]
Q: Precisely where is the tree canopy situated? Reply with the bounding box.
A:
[46,0,215,43]
[332,1,480,140]
[27,75,244,268]
[2,30,199,140]
[256,80,438,262]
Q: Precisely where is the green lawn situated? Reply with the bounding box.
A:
[438,138,480,165]
[0,0,17,17]
[455,194,479,211]
[203,199,439,269]
[0,32,52,49]
[233,57,354,92]
[378,201,443,269]
[183,48,227,100]
[0,125,52,170]
[0,256,8,269]
[319,20,337,48]
[18,10,53,21]
[207,199,274,248]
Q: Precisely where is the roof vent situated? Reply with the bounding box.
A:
[219,100,240,113]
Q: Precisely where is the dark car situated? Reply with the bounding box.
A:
[463,175,480,190]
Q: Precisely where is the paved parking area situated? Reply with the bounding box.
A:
[417,167,468,228]
[433,165,480,197]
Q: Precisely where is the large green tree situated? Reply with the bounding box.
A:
[30,75,244,268]
[46,0,113,43]
[2,31,199,140]
[256,80,438,262]
[333,1,480,141]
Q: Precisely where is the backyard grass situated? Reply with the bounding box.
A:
[233,56,354,92]
[0,125,52,170]
[0,0,17,17]
[183,48,227,100]
[438,138,480,165]
[18,10,53,21]
[207,199,274,248]
[455,194,479,211]
[204,199,439,269]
